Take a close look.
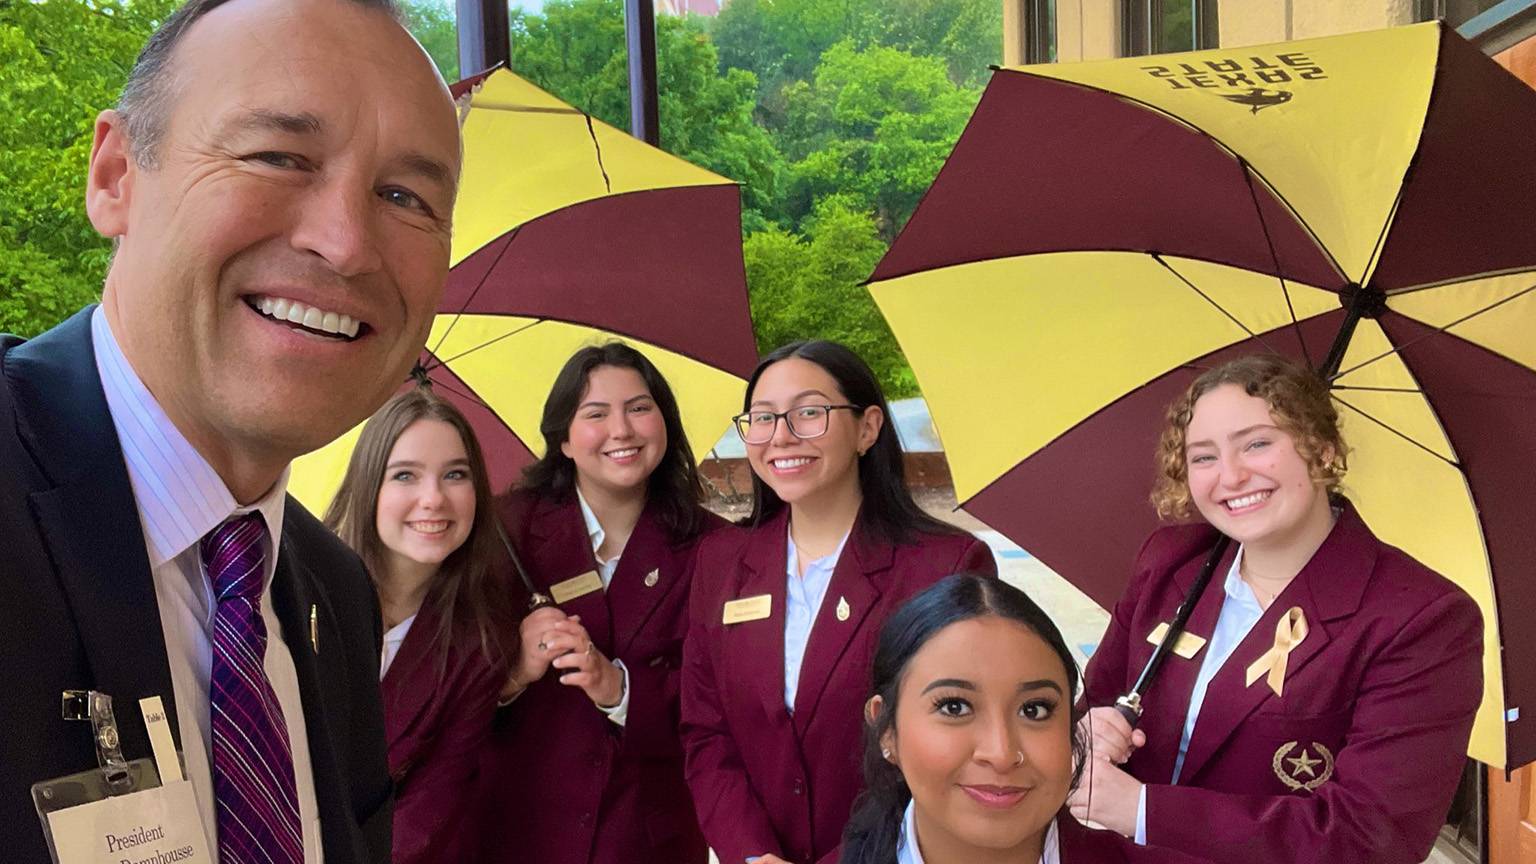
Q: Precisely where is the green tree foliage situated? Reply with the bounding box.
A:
[509,0,784,227]
[778,41,979,238]
[402,0,459,80]
[744,196,916,396]
[0,0,178,337]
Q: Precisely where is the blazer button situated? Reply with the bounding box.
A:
[793,777,803,796]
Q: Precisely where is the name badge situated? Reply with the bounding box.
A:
[41,777,211,864]
[722,594,772,625]
[550,570,604,604]
[1147,622,1207,660]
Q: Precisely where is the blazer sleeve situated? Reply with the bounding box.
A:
[1142,588,1483,864]
[681,545,784,863]
[392,651,503,864]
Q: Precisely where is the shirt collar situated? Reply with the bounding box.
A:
[575,486,607,560]
[896,798,1058,864]
[1222,544,1256,604]
[785,525,852,578]
[91,306,289,568]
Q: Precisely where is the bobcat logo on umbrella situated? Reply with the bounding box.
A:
[1220,87,1293,114]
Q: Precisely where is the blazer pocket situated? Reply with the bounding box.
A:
[1241,708,1352,792]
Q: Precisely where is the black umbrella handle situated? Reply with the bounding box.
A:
[1116,533,1231,724]
[493,520,553,612]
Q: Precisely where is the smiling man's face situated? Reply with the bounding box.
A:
[89,0,461,488]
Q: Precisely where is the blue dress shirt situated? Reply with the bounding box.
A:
[783,527,850,712]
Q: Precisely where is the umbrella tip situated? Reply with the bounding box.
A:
[410,363,433,389]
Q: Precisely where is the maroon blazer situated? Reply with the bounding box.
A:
[382,609,504,864]
[682,509,997,864]
[478,488,725,864]
[1083,503,1482,864]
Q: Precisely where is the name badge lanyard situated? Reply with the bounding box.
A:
[1114,534,1231,727]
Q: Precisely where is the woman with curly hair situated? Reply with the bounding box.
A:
[1069,354,1482,864]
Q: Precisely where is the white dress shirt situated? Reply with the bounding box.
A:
[575,488,631,725]
[91,308,323,861]
[896,798,1060,864]
[380,614,417,680]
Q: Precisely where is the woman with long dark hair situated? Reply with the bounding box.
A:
[478,342,724,864]
[838,573,1209,864]
[1072,355,1481,863]
[324,387,512,864]
[682,340,997,864]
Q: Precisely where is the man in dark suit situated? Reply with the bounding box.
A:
[0,0,462,859]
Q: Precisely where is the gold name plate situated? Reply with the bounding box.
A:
[723,594,772,625]
[1147,622,1207,660]
[550,570,604,604]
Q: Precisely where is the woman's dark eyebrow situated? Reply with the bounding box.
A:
[921,678,976,695]
[1017,679,1065,695]
[750,389,832,409]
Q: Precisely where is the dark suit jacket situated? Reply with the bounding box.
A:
[383,609,503,864]
[1083,503,1482,864]
[478,488,724,864]
[682,509,996,864]
[0,308,392,863]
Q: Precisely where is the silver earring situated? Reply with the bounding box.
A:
[881,747,891,759]
[1014,750,1025,767]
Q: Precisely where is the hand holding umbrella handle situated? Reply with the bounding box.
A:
[1113,693,1143,729]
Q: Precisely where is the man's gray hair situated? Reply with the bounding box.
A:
[116,0,403,168]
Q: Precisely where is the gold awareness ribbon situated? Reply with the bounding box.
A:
[1245,606,1308,697]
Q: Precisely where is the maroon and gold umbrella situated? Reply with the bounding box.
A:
[868,24,1536,767]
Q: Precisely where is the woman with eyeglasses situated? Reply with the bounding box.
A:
[682,340,997,864]
[477,342,726,864]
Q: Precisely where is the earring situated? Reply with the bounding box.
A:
[1014,750,1025,767]
[881,748,891,759]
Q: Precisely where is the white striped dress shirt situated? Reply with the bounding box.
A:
[90,307,323,861]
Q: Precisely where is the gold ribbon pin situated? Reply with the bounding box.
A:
[835,596,851,621]
[1245,606,1308,697]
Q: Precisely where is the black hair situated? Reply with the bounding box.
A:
[839,573,1086,864]
[519,342,705,540]
[742,340,956,546]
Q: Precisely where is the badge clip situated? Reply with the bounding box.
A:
[61,690,133,795]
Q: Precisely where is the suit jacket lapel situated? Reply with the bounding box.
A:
[790,524,890,737]
[728,510,792,725]
[12,309,182,756]
[1133,537,1233,785]
[528,495,614,652]
[606,503,680,657]
[380,605,437,759]
[1175,509,1373,784]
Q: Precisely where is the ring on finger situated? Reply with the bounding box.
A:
[536,641,547,652]
[584,642,594,658]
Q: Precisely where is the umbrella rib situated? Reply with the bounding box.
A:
[1330,281,1536,382]
[1153,254,1279,353]
[429,227,523,362]
[584,113,613,194]
[1238,157,1312,368]
[1358,183,1407,289]
[470,101,586,115]
[1331,394,1461,470]
[429,319,545,368]
[1332,385,1425,394]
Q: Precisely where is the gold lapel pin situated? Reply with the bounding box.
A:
[644,568,660,588]
[836,596,851,622]
[310,604,319,654]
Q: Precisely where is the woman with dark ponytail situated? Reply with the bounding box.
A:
[837,573,1209,864]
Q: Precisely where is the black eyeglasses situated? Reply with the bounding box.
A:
[732,404,861,444]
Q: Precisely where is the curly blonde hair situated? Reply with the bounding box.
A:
[1151,355,1347,520]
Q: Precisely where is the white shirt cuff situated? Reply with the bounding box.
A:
[1135,784,1148,845]
[599,659,630,726]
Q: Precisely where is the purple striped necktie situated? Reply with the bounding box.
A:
[202,512,303,863]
